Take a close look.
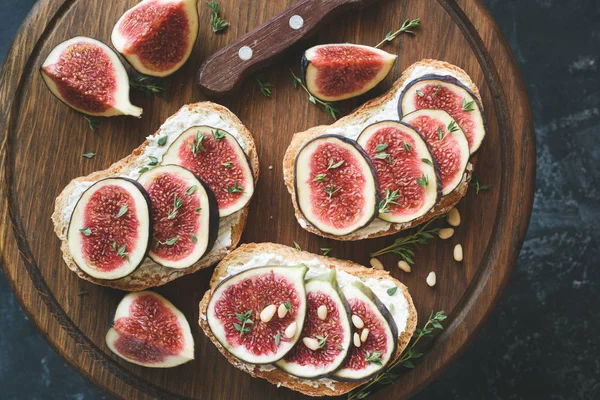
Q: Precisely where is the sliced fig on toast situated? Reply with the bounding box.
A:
[276,269,352,378]
[137,165,219,269]
[111,0,199,77]
[207,265,308,364]
[106,291,194,367]
[67,178,152,280]
[356,121,440,223]
[302,43,397,102]
[294,134,379,236]
[161,126,254,217]
[40,37,142,117]
[398,74,487,154]
[334,281,398,381]
[402,109,470,196]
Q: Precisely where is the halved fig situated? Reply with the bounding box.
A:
[137,165,218,269]
[207,265,308,364]
[106,291,194,367]
[276,269,352,378]
[402,110,470,196]
[67,178,152,280]
[399,74,487,154]
[294,134,379,236]
[356,121,440,223]
[334,281,398,381]
[111,0,199,77]
[302,43,397,102]
[40,37,142,117]
[161,126,254,217]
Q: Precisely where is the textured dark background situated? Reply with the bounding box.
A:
[1,0,598,399]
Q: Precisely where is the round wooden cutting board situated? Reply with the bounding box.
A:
[0,0,534,399]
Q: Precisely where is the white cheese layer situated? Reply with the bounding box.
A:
[62,106,249,251]
[321,65,471,238]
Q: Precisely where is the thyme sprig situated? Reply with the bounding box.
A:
[290,70,339,120]
[347,310,447,400]
[208,0,229,33]
[84,116,99,131]
[227,181,244,193]
[233,310,254,336]
[191,131,206,156]
[378,188,400,214]
[255,77,273,97]
[168,195,183,219]
[324,184,341,199]
[370,213,446,262]
[129,75,168,99]
[375,18,421,48]
[469,176,491,194]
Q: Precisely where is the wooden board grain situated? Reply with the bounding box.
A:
[0,0,535,399]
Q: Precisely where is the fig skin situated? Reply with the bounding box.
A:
[66,177,153,281]
[293,134,381,237]
[40,37,142,117]
[301,43,397,102]
[398,74,488,155]
[111,0,199,77]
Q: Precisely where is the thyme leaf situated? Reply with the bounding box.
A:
[82,152,96,159]
[84,116,99,131]
[469,176,491,194]
[227,181,244,193]
[462,97,476,112]
[255,77,273,97]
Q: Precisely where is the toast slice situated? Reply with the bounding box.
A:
[52,102,259,291]
[283,59,480,240]
[198,243,417,397]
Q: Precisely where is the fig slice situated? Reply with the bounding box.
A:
[67,178,152,280]
[111,0,199,77]
[401,109,470,196]
[207,265,308,364]
[161,126,254,217]
[40,37,142,117]
[106,291,194,368]
[333,281,398,381]
[398,74,487,154]
[294,134,380,236]
[302,43,397,102]
[356,121,441,224]
[276,269,352,379]
[137,165,219,269]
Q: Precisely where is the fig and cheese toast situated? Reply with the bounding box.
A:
[284,59,485,241]
[52,102,259,291]
[198,243,417,397]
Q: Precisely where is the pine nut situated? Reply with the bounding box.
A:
[353,332,361,348]
[426,271,436,287]
[260,304,277,322]
[369,257,384,270]
[317,305,328,320]
[277,303,288,319]
[360,328,369,343]
[447,208,461,227]
[454,244,463,262]
[303,337,319,351]
[352,314,364,329]
[439,227,455,239]
[397,260,411,273]
[284,321,297,338]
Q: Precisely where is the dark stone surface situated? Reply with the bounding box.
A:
[1,0,598,399]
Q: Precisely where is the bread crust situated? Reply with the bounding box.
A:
[198,243,418,397]
[283,60,480,241]
[51,102,259,291]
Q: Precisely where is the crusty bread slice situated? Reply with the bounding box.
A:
[51,102,259,291]
[198,243,417,397]
[283,59,480,240]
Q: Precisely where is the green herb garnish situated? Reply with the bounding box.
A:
[365,350,383,366]
[416,89,424,97]
[327,159,345,170]
[378,188,400,214]
[129,75,168,99]
[208,0,229,33]
[84,116,99,131]
[321,248,332,256]
[324,184,341,199]
[462,97,475,112]
[421,158,433,166]
[168,195,183,219]
[290,70,339,120]
[375,18,421,48]
[416,173,429,187]
[255,77,273,97]
[222,161,232,168]
[375,143,388,152]
[212,129,226,140]
[448,120,460,132]
[274,332,281,346]
[387,286,398,296]
[227,181,244,193]
[82,152,96,159]
[79,227,92,236]
[469,176,491,194]
[116,205,128,218]
[437,126,444,140]
[157,136,168,146]
[316,335,328,349]
[186,185,197,195]
[191,131,206,156]
[148,155,159,166]
[313,173,327,182]
[233,310,254,336]
[403,142,412,152]
[190,233,197,243]
[294,241,302,251]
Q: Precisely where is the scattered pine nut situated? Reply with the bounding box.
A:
[447,208,461,227]
[370,257,384,270]
[426,271,436,287]
[353,332,361,348]
[284,321,297,338]
[351,314,364,329]
[360,328,370,343]
[260,304,277,322]
[268,165,273,170]
[454,244,464,262]
[439,227,455,239]
[303,337,320,351]
[317,305,328,320]
[397,260,411,273]
[277,303,288,319]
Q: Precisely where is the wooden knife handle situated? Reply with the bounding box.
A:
[197,0,370,96]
